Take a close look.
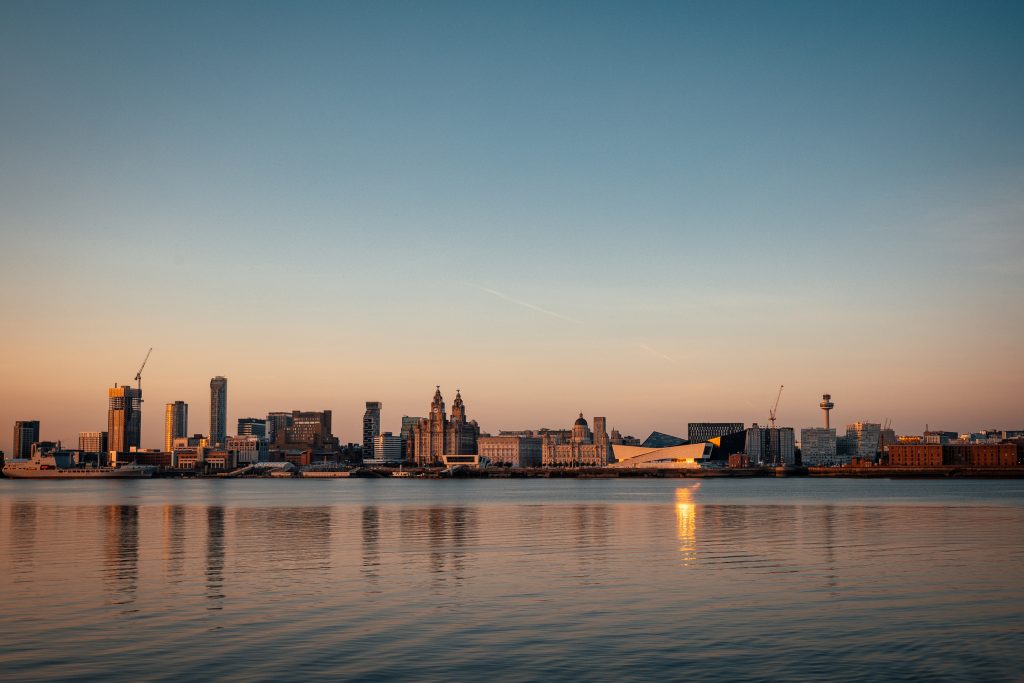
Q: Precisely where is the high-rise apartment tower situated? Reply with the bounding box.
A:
[363,402,382,455]
[209,376,227,447]
[165,401,189,453]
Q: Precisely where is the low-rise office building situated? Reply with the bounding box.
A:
[226,436,269,464]
[478,435,542,467]
[369,432,404,464]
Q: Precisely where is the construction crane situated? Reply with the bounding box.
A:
[134,347,153,396]
[768,384,784,429]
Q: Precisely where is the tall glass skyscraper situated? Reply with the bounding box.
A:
[209,376,227,446]
[165,401,188,452]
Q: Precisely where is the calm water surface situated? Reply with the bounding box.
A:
[1,478,1022,682]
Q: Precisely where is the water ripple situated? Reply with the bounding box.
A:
[0,479,1022,681]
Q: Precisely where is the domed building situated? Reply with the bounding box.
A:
[571,414,593,444]
[542,414,611,467]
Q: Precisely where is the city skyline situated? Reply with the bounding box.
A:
[4,370,1019,452]
[0,4,1022,680]
[2,2,1022,445]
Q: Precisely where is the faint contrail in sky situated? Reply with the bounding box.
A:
[637,342,679,364]
[473,285,581,323]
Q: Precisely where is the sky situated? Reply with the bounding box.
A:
[1,0,1023,449]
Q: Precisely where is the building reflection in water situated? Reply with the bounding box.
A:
[822,504,838,594]
[232,507,332,578]
[572,505,612,546]
[104,505,139,609]
[675,484,700,566]
[399,506,478,591]
[572,505,611,580]
[206,506,225,611]
[162,505,187,581]
[8,501,37,581]
[361,506,381,585]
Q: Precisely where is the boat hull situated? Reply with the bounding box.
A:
[2,467,153,479]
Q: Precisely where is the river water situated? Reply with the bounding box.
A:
[1,478,1022,681]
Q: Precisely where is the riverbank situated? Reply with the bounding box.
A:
[142,465,1024,479]
[6,465,1023,480]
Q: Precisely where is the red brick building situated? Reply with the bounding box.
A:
[727,454,751,468]
[888,444,943,467]
[888,443,1017,467]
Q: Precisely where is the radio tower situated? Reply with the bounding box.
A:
[820,394,834,429]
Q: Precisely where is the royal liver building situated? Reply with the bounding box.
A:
[410,387,480,466]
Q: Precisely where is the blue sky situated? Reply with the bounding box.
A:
[1,1,1022,446]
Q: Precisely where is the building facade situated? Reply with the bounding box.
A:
[478,435,543,467]
[164,401,188,453]
[744,425,796,466]
[400,415,423,459]
[941,443,1017,467]
[886,442,1018,467]
[800,427,839,466]
[887,444,944,467]
[78,431,108,454]
[409,388,480,466]
[172,434,208,450]
[237,418,267,438]
[209,376,227,446]
[363,402,382,455]
[371,432,404,464]
[610,442,712,469]
[687,422,744,444]
[225,436,269,465]
[12,420,40,458]
[108,385,142,453]
[266,412,293,443]
[541,414,611,467]
[923,430,958,445]
[175,447,234,471]
[283,410,334,447]
[842,422,881,460]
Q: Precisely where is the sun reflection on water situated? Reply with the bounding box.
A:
[675,484,700,566]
